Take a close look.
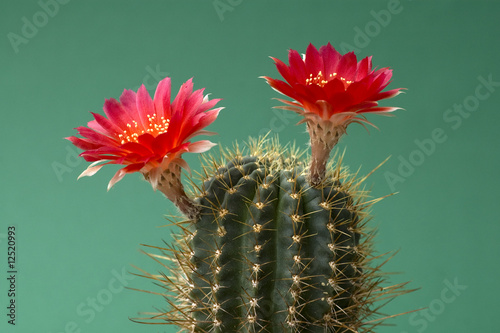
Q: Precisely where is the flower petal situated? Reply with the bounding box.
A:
[120,142,154,156]
[103,98,132,129]
[172,78,194,115]
[320,42,342,76]
[337,51,358,80]
[272,57,295,85]
[372,88,403,101]
[359,106,402,113]
[107,163,145,190]
[355,56,372,81]
[90,112,122,136]
[184,130,218,141]
[136,84,155,129]
[188,140,217,153]
[305,43,323,76]
[183,88,205,118]
[288,49,307,83]
[263,77,298,99]
[137,132,155,148]
[324,78,349,99]
[66,136,102,150]
[153,77,171,119]
[119,89,139,119]
[76,127,117,146]
[170,157,191,174]
[78,162,106,179]
[197,97,222,114]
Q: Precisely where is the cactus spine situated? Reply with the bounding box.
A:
[135,138,407,332]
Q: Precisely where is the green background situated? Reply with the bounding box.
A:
[1,0,499,332]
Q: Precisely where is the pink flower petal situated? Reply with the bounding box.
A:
[153,77,171,119]
[107,169,126,190]
[172,78,194,115]
[196,97,222,114]
[136,84,155,129]
[87,119,107,135]
[183,88,204,118]
[185,130,218,141]
[175,108,221,144]
[103,98,132,129]
[78,162,106,179]
[107,163,145,190]
[90,112,122,135]
[188,140,217,153]
[76,127,117,146]
[359,106,401,113]
[170,157,191,174]
[119,89,139,119]
[66,136,102,150]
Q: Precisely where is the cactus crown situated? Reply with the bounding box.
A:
[132,137,409,332]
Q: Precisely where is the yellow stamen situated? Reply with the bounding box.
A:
[305,71,353,88]
[119,113,170,144]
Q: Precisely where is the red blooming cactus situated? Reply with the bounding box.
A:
[67,77,222,218]
[263,43,402,186]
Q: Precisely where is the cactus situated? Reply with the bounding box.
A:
[135,138,407,332]
[67,43,410,332]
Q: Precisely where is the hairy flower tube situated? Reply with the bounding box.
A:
[67,77,222,219]
[262,43,403,186]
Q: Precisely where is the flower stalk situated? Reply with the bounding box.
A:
[153,164,200,220]
[307,121,346,186]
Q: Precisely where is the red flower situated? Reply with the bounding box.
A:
[67,77,222,192]
[263,42,402,129]
[263,43,403,186]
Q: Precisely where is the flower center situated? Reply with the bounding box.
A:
[118,113,170,144]
[305,71,353,88]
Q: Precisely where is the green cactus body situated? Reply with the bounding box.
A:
[138,139,406,332]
